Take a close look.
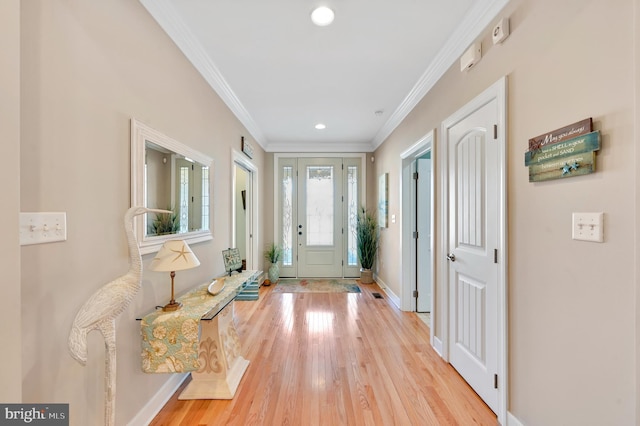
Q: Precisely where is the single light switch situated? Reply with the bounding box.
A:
[572,212,604,242]
[20,212,67,245]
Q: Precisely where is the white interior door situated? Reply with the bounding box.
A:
[446,98,500,413]
[297,158,343,277]
[416,156,432,312]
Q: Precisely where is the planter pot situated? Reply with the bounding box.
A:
[360,268,374,284]
[268,263,280,284]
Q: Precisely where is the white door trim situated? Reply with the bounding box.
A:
[273,153,367,245]
[232,149,259,270]
[400,130,434,314]
[273,153,367,277]
[440,76,508,424]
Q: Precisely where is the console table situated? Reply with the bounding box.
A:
[139,270,260,400]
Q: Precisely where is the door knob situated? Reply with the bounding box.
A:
[298,231,302,235]
[446,253,456,262]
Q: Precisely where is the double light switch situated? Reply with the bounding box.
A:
[572,212,604,243]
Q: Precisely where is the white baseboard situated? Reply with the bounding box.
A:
[127,374,188,426]
[507,412,524,426]
[431,335,443,357]
[374,275,401,308]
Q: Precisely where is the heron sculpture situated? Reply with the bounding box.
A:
[68,206,171,426]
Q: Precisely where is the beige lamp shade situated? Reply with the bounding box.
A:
[151,240,200,272]
[151,240,200,311]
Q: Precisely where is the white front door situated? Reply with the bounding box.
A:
[445,95,502,414]
[297,158,343,277]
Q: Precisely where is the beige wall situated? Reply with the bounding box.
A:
[12,0,640,423]
[636,1,640,421]
[19,0,265,424]
[1,0,22,403]
[374,0,636,423]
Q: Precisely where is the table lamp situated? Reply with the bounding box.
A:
[151,240,200,311]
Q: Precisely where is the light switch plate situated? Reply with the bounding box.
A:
[572,212,604,242]
[20,212,67,245]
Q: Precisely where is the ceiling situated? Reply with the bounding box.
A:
[140,0,508,153]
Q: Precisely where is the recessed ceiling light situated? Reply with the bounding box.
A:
[315,123,327,130]
[311,6,335,26]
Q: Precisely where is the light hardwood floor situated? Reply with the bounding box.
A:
[150,282,497,425]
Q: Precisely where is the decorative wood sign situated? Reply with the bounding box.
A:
[525,118,600,182]
[528,118,592,151]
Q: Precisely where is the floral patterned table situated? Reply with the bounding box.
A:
[140,270,260,399]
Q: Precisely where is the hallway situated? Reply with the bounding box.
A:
[150,283,496,425]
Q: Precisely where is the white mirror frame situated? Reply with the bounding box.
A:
[131,118,213,254]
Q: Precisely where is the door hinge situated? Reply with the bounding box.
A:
[342,260,344,266]
[494,249,498,264]
[493,124,498,139]
[494,374,498,389]
[413,290,418,298]
[413,172,419,180]
[413,231,418,239]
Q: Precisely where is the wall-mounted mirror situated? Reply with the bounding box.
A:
[131,119,213,254]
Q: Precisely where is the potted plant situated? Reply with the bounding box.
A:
[356,207,379,284]
[147,207,179,236]
[264,243,283,285]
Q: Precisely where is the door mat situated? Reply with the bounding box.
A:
[273,278,361,293]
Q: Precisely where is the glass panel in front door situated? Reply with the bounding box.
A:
[343,157,362,278]
[278,158,297,278]
[346,165,358,266]
[282,165,294,266]
[306,166,334,246]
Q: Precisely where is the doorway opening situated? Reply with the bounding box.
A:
[232,150,258,270]
[400,131,434,325]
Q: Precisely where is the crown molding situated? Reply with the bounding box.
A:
[140,0,509,153]
[370,0,510,150]
[264,140,375,153]
[138,0,267,149]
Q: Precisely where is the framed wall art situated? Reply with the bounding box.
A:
[241,136,254,159]
[378,173,388,228]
